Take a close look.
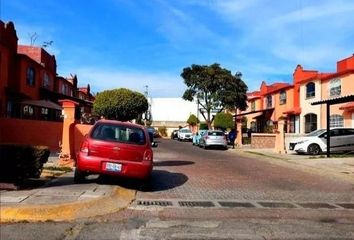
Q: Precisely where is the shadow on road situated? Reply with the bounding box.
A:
[140,170,188,192]
[154,160,194,167]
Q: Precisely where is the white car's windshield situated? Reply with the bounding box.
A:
[306,129,326,137]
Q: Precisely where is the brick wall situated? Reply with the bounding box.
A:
[0,118,63,152]
[251,133,276,149]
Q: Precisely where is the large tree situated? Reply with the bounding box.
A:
[93,88,148,121]
[181,63,248,129]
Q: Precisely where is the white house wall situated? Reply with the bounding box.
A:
[150,98,198,122]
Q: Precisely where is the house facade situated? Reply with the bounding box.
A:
[239,54,354,134]
[0,21,95,122]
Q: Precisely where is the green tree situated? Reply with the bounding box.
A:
[93,88,148,121]
[214,112,234,131]
[199,122,208,130]
[181,63,248,129]
[187,114,199,126]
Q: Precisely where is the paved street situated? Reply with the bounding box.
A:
[1,138,354,239]
[136,139,354,202]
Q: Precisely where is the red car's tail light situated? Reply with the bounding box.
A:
[143,150,153,162]
[80,140,89,155]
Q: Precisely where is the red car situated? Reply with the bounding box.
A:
[75,120,153,183]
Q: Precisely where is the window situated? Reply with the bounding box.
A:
[251,101,255,111]
[289,116,295,133]
[91,124,146,145]
[23,105,34,118]
[330,114,344,128]
[279,90,286,105]
[306,82,315,98]
[62,84,67,95]
[304,113,317,133]
[342,128,354,135]
[329,79,341,97]
[26,67,35,86]
[43,72,50,88]
[250,121,256,132]
[266,95,272,108]
[6,101,12,117]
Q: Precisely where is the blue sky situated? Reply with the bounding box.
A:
[2,0,354,97]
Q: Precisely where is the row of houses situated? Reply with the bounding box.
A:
[237,55,354,134]
[0,21,94,122]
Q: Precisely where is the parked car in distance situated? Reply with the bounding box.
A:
[147,127,159,138]
[171,129,179,139]
[146,128,158,148]
[289,127,354,155]
[199,130,228,150]
[75,120,153,183]
[192,129,207,146]
[178,128,193,141]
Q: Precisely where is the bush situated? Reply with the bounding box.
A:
[0,144,50,182]
[214,112,234,131]
[199,122,208,130]
[158,126,167,137]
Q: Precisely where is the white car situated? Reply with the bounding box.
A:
[289,128,354,155]
[178,128,193,141]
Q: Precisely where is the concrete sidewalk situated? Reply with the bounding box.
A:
[233,147,354,183]
[0,171,136,222]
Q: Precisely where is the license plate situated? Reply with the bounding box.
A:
[105,162,122,172]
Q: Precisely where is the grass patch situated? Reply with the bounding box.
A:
[309,152,354,159]
[43,166,73,172]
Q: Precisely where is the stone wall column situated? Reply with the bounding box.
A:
[274,119,286,154]
[59,100,78,162]
[236,117,242,147]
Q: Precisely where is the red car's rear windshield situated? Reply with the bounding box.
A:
[91,123,146,145]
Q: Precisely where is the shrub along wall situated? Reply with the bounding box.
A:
[0,118,63,152]
[0,144,50,182]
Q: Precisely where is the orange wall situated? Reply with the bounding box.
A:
[0,118,63,151]
[272,88,295,121]
[73,124,92,158]
[18,59,41,100]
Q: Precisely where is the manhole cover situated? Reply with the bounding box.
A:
[219,202,255,208]
[337,203,354,209]
[137,200,173,207]
[178,201,214,207]
[258,202,296,208]
[297,203,337,209]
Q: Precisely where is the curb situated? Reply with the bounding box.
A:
[232,149,354,184]
[0,186,136,223]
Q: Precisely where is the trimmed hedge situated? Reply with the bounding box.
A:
[0,144,50,182]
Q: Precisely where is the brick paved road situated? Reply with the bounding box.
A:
[137,139,354,202]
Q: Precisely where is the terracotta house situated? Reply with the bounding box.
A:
[237,54,354,135]
[0,20,94,122]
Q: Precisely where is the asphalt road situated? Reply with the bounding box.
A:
[1,138,354,240]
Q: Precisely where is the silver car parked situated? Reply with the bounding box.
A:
[199,130,228,150]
